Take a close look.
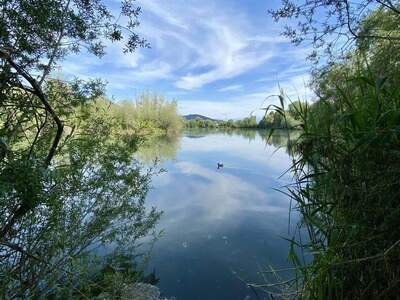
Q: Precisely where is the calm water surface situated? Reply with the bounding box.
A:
[140,129,298,300]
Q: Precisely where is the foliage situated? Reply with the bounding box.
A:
[258,100,305,129]
[0,81,162,297]
[269,0,400,62]
[0,0,161,297]
[266,5,400,299]
[184,107,306,130]
[185,115,258,129]
[115,93,183,135]
[0,0,146,74]
[50,253,159,298]
[258,110,298,129]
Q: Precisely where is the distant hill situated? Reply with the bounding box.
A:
[183,114,220,121]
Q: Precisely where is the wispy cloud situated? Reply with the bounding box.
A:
[178,73,312,120]
[218,84,243,92]
[168,10,280,90]
[60,0,311,117]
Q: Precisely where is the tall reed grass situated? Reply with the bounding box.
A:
[276,57,400,299]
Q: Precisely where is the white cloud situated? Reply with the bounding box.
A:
[59,0,312,117]
[173,22,277,90]
[138,0,189,30]
[178,96,269,121]
[137,0,286,90]
[178,72,312,120]
[218,84,243,92]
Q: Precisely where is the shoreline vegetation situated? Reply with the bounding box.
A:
[96,93,183,137]
[1,0,400,298]
[183,101,305,130]
[0,1,172,296]
[0,79,164,297]
[261,3,400,299]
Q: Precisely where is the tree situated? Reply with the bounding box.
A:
[240,116,257,128]
[0,0,149,232]
[0,80,162,298]
[0,0,149,231]
[269,0,400,63]
[288,101,307,121]
[0,0,160,297]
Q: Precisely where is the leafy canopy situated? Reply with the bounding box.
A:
[0,0,162,297]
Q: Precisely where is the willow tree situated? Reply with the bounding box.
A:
[0,0,161,297]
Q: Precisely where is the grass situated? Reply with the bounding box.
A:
[266,57,400,299]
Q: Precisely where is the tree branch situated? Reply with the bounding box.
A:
[0,48,64,168]
[38,0,72,86]
[0,48,64,239]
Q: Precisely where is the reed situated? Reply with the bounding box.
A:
[276,55,400,299]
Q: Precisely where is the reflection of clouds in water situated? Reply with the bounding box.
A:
[144,131,296,299]
[147,160,292,254]
[145,131,295,236]
[173,161,287,221]
[180,133,292,176]
[151,171,174,188]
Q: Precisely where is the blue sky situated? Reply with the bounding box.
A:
[60,0,312,120]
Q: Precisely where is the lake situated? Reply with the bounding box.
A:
[139,129,299,300]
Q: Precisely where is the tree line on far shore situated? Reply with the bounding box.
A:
[184,100,306,129]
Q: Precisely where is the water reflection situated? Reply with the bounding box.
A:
[184,128,300,150]
[142,129,298,300]
[136,134,181,163]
